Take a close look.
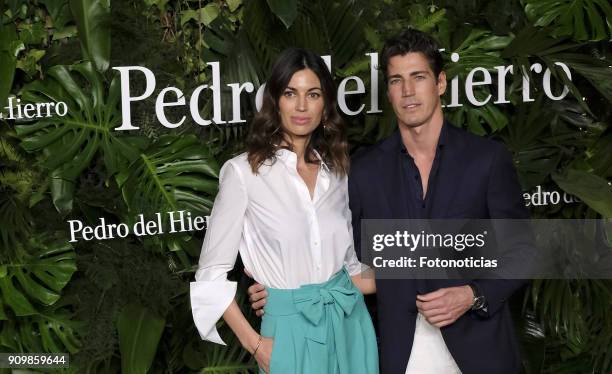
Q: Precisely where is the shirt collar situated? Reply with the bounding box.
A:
[399,121,448,155]
[275,148,330,172]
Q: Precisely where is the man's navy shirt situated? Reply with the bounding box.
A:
[398,124,447,219]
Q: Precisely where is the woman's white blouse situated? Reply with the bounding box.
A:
[190,150,366,344]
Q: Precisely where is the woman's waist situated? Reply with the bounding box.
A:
[262,267,358,316]
[245,259,349,289]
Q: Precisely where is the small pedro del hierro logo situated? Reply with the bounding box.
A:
[0,96,68,121]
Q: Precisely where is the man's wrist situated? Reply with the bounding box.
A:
[463,285,475,309]
[468,282,487,311]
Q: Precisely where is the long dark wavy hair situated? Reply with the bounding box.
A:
[245,48,349,175]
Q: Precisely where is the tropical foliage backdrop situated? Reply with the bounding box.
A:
[0,0,611,373]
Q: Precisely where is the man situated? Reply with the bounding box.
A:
[250,29,529,373]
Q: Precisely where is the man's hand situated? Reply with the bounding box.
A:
[247,282,268,317]
[416,285,474,328]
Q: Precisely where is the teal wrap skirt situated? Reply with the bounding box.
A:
[259,268,379,374]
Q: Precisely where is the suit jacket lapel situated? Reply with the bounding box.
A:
[376,130,409,219]
[429,123,469,218]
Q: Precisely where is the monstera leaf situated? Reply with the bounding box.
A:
[116,135,219,269]
[0,303,82,353]
[21,306,81,353]
[117,134,219,218]
[522,0,612,41]
[0,234,80,354]
[0,234,76,316]
[15,62,140,214]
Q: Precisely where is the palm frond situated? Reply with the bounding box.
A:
[522,0,612,41]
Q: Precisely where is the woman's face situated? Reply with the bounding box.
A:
[278,68,325,140]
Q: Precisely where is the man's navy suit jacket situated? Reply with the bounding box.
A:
[348,123,530,374]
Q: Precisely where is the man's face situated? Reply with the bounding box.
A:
[386,52,446,129]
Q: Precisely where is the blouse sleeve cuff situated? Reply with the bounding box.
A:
[190,280,237,345]
[346,261,370,276]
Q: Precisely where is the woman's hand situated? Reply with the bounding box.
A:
[253,336,274,373]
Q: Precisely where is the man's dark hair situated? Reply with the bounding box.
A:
[379,28,444,82]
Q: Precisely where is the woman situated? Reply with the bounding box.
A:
[190,48,378,374]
